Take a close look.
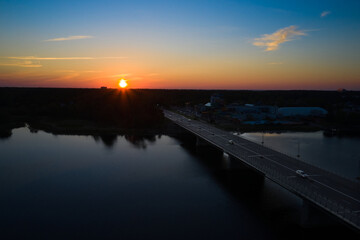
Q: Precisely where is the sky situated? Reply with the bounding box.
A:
[0,0,359,90]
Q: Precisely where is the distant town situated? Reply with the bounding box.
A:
[173,90,360,135]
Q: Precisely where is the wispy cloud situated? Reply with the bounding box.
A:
[99,57,128,59]
[8,56,95,60]
[0,60,42,68]
[253,25,306,51]
[5,56,127,60]
[56,70,102,73]
[1,55,128,69]
[44,35,94,42]
[110,73,131,78]
[267,62,283,65]
[321,11,331,18]
[83,70,102,73]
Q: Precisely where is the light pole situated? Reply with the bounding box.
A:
[297,139,300,158]
[261,132,264,145]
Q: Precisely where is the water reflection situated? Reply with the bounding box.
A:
[15,124,163,149]
[91,134,160,149]
[176,134,266,199]
[92,135,118,148]
[124,134,158,149]
[28,127,39,134]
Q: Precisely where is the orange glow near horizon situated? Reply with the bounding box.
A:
[119,79,128,88]
[0,57,359,90]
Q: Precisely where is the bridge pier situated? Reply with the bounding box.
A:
[224,153,262,172]
[221,153,247,170]
[196,136,211,147]
[221,152,265,190]
[195,136,224,159]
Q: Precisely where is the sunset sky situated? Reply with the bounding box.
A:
[0,0,359,90]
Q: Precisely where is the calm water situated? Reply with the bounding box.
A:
[239,131,360,181]
[0,127,358,239]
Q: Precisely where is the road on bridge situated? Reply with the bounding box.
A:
[164,110,360,230]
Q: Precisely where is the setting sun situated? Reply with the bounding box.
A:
[119,79,128,88]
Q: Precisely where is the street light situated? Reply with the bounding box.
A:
[297,139,300,158]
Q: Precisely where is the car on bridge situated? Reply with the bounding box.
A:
[228,140,234,145]
[296,170,309,178]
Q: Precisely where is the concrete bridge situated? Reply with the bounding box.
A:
[164,110,360,231]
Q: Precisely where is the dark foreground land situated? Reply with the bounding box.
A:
[0,88,166,138]
[1,88,360,138]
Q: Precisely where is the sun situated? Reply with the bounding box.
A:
[119,79,128,88]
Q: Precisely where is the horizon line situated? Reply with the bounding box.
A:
[0,86,357,91]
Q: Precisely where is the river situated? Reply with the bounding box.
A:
[0,127,358,239]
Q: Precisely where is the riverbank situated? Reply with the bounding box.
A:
[0,115,186,140]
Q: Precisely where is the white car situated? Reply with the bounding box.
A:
[228,140,234,145]
[295,170,309,178]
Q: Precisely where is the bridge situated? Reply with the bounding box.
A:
[164,110,360,231]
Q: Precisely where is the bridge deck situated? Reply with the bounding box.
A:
[164,110,360,230]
